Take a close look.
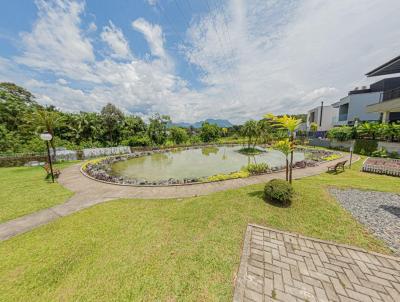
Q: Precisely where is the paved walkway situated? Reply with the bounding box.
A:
[234,224,400,302]
[0,154,355,242]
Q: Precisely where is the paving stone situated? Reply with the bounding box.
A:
[234,224,400,302]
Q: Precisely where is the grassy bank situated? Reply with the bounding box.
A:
[0,158,399,301]
[0,162,76,223]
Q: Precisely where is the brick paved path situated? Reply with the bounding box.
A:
[234,224,400,302]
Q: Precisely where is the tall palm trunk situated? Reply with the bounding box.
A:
[289,151,293,183]
[285,157,289,181]
[289,134,294,183]
[50,139,57,161]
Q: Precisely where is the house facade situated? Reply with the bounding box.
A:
[306,104,338,131]
[365,56,400,122]
[332,89,381,126]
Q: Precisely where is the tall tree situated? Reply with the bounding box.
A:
[100,103,124,145]
[199,122,220,142]
[241,120,259,149]
[147,113,171,145]
[169,126,189,145]
[122,115,146,140]
[31,109,64,157]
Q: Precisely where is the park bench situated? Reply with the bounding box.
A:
[42,163,61,178]
[327,160,347,173]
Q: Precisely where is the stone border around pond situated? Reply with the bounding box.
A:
[80,145,342,187]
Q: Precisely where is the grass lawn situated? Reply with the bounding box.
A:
[0,157,399,301]
[0,162,76,223]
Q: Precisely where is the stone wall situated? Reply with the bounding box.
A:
[378,141,400,153]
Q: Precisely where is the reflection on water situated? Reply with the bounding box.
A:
[111,146,305,181]
[202,147,218,156]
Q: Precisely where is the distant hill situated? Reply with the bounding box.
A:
[172,119,234,128]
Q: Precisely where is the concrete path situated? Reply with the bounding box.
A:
[234,224,400,302]
[0,154,355,242]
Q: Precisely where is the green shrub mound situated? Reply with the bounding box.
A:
[264,179,294,205]
[246,163,269,175]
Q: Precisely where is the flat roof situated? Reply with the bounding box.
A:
[366,55,400,77]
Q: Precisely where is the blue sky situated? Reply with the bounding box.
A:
[1,0,400,123]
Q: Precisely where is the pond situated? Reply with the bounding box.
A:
[110,146,305,181]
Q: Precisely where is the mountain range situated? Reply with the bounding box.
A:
[171,119,234,128]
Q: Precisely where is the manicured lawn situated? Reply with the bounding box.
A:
[0,158,399,301]
[0,162,75,223]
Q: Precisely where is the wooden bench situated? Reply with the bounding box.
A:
[327,160,347,173]
[42,163,61,178]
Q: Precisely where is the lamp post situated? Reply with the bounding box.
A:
[40,132,54,183]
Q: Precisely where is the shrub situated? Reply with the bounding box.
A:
[322,154,342,161]
[327,126,355,141]
[169,126,189,145]
[123,135,151,147]
[245,163,269,175]
[353,139,378,155]
[264,179,294,205]
[205,170,249,182]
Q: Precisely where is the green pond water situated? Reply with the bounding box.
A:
[110,146,305,181]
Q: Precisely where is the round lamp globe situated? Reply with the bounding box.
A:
[40,132,53,141]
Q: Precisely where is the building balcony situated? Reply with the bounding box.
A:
[382,87,400,102]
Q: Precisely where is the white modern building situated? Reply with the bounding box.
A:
[306,103,338,131]
[333,76,400,126]
[332,88,381,126]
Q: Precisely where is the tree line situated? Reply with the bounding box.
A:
[0,82,241,154]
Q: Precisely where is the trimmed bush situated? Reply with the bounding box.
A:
[245,163,269,175]
[264,179,294,205]
[353,139,378,155]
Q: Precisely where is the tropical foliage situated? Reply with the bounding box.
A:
[266,114,302,183]
[245,163,269,175]
[0,83,235,154]
[327,122,400,142]
[273,139,293,181]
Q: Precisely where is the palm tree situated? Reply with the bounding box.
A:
[241,120,259,149]
[273,139,293,181]
[265,114,302,183]
[32,109,63,158]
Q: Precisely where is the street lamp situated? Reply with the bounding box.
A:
[40,132,55,183]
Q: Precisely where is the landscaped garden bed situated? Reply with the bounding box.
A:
[362,157,400,177]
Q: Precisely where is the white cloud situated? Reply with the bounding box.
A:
[16,0,96,82]
[146,0,158,7]
[184,0,400,122]
[132,18,166,60]
[57,78,68,85]
[2,0,400,124]
[101,21,132,60]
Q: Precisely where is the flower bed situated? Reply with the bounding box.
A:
[362,157,400,177]
[81,146,341,186]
